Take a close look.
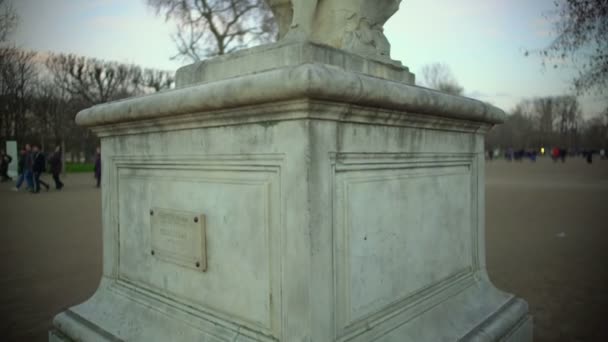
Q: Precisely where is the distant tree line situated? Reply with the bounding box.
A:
[3,0,606,161]
[419,63,464,96]
[0,0,174,161]
[416,61,607,152]
[486,96,608,152]
[0,50,175,161]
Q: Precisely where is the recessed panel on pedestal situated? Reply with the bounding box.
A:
[333,154,476,338]
[113,157,282,338]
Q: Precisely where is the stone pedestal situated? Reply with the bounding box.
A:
[50,43,532,341]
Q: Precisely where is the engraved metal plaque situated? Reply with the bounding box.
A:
[150,207,207,272]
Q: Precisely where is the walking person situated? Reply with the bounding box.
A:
[551,147,559,162]
[31,144,50,193]
[559,148,567,163]
[24,143,34,190]
[94,147,101,188]
[49,145,64,190]
[12,149,26,191]
[586,150,593,164]
[0,149,12,182]
[13,144,34,191]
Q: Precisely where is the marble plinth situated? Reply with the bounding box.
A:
[51,43,531,342]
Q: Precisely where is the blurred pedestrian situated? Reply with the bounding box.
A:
[529,149,537,162]
[506,147,514,161]
[24,143,34,189]
[31,144,50,193]
[12,149,26,191]
[94,147,101,188]
[13,145,34,191]
[551,147,559,162]
[49,145,64,190]
[0,149,12,182]
[586,151,593,164]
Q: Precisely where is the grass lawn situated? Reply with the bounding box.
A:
[65,162,94,173]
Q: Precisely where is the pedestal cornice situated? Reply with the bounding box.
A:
[76,63,505,131]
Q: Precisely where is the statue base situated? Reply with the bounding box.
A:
[175,41,415,86]
[50,44,531,341]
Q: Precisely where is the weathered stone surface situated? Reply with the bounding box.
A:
[266,0,401,60]
[52,7,531,341]
[81,61,499,129]
[175,42,413,86]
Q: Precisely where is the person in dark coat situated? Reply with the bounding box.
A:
[31,144,50,193]
[13,144,34,191]
[12,149,26,191]
[94,147,101,188]
[0,149,12,182]
[585,150,593,164]
[48,145,64,190]
[559,148,567,162]
[24,143,34,189]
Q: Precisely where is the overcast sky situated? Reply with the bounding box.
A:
[11,0,607,118]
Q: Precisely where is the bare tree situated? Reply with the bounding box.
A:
[43,53,175,160]
[554,95,582,133]
[0,0,37,143]
[532,97,554,134]
[420,63,464,96]
[530,96,584,147]
[45,54,142,105]
[487,96,585,150]
[552,95,583,147]
[527,0,608,95]
[486,110,536,150]
[132,68,175,94]
[29,80,73,147]
[0,48,37,141]
[582,110,608,149]
[0,0,17,44]
[45,54,175,105]
[147,0,276,62]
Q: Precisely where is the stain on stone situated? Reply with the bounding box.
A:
[258,120,278,128]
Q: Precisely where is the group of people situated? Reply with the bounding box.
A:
[502,148,539,162]
[2,143,64,193]
[2,144,103,192]
[550,147,568,163]
[486,146,604,164]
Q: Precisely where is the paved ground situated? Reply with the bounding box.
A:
[0,158,607,341]
[0,173,102,341]
[485,158,608,342]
